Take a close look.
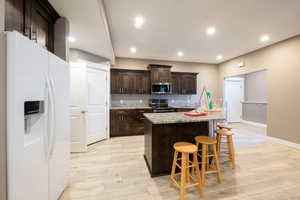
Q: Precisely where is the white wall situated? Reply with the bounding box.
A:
[244,70,267,102]
[70,48,109,63]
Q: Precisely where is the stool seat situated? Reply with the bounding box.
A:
[216,130,233,136]
[195,136,217,145]
[174,142,197,153]
[217,124,232,131]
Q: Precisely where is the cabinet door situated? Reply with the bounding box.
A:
[135,73,143,94]
[172,74,182,94]
[183,75,196,94]
[142,72,150,94]
[111,71,121,94]
[151,69,160,83]
[121,72,135,94]
[110,110,131,137]
[25,0,56,52]
[159,68,172,82]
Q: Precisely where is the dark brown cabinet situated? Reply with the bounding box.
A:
[111,68,197,95]
[176,108,195,112]
[111,69,150,94]
[148,65,172,83]
[172,72,197,95]
[5,0,60,52]
[110,109,153,137]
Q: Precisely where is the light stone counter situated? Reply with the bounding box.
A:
[143,111,225,124]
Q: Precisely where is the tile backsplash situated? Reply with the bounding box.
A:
[111,94,201,107]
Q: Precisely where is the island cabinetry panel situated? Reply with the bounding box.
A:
[111,69,150,94]
[144,119,209,177]
[172,72,197,95]
[110,109,152,137]
[175,108,195,112]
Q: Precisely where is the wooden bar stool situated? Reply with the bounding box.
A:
[217,124,232,131]
[169,142,204,200]
[194,136,221,186]
[216,129,236,169]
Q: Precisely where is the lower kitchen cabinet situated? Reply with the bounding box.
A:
[110,109,153,137]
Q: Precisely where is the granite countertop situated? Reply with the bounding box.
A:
[143,112,225,124]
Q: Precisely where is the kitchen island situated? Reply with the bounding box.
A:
[143,112,225,177]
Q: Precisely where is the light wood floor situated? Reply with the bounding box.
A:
[60,124,300,200]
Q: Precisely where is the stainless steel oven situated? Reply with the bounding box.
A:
[149,99,176,113]
[151,83,172,95]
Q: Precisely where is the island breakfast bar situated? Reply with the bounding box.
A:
[143,112,225,177]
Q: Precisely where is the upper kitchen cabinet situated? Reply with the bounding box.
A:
[5,0,60,52]
[148,64,172,83]
[111,68,150,94]
[172,72,198,95]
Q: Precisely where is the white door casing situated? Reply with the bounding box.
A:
[224,79,244,123]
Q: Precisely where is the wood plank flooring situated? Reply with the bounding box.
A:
[60,124,300,200]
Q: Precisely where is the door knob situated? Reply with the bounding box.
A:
[81,110,88,114]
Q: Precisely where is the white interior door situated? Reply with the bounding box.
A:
[70,63,87,152]
[225,79,244,122]
[86,65,108,144]
[70,62,109,152]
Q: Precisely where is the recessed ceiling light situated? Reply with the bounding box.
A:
[216,55,223,60]
[260,35,270,42]
[130,47,137,53]
[207,27,216,35]
[177,51,184,57]
[68,36,76,43]
[134,16,144,29]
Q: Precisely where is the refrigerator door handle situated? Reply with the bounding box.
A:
[49,78,56,159]
[44,78,50,158]
[46,77,54,159]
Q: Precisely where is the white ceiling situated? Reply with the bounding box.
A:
[104,0,300,63]
[49,0,115,62]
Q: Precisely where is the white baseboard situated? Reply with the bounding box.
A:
[267,136,300,150]
[241,120,267,128]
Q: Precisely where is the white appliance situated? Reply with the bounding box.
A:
[3,31,70,200]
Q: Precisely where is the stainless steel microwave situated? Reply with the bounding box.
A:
[151,83,172,95]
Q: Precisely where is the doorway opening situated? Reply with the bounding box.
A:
[224,69,268,138]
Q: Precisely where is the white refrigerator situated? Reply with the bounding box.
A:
[3,31,70,200]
